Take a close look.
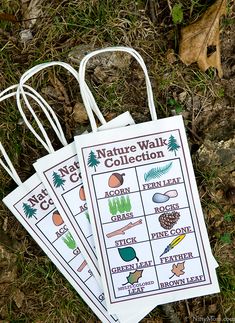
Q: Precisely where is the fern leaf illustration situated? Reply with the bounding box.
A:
[144,162,173,182]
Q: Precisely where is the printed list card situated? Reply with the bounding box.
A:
[75,115,219,313]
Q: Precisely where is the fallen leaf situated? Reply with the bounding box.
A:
[179,0,226,78]
[73,102,88,124]
[169,261,185,279]
[166,49,177,64]
[12,289,25,308]
[21,0,43,29]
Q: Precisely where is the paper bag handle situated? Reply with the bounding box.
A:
[0,85,64,153]
[79,46,157,132]
[0,86,58,185]
[16,62,107,151]
[0,142,22,186]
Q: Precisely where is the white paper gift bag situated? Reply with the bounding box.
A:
[0,85,122,323]
[75,47,220,314]
[12,62,155,321]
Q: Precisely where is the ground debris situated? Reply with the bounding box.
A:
[12,289,25,308]
[197,138,235,172]
[68,44,131,73]
[73,102,88,124]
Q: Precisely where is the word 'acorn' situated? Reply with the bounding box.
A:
[108,173,125,188]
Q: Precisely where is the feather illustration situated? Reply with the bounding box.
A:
[160,234,186,257]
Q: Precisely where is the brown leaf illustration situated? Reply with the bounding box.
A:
[179,0,226,78]
[169,261,185,279]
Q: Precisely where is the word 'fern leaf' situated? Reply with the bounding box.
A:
[144,162,173,182]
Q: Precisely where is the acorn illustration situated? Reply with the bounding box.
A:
[159,212,180,230]
[52,210,64,226]
[108,173,125,188]
[79,186,86,201]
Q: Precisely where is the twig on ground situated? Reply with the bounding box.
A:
[167,0,173,14]
[185,300,193,323]
[148,0,157,24]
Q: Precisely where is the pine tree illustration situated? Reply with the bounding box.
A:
[87,150,100,172]
[167,135,180,156]
[23,203,37,220]
[52,172,66,190]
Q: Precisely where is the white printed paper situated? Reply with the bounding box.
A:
[3,174,118,323]
[33,112,157,320]
[75,115,220,313]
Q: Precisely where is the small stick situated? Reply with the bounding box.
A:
[106,219,142,238]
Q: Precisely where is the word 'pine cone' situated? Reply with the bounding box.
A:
[159,212,180,230]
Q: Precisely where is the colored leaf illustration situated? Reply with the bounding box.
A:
[118,247,139,262]
[123,270,143,285]
[144,162,173,182]
[169,261,185,279]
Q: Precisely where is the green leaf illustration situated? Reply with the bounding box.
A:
[144,162,173,182]
[118,247,139,262]
[123,270,143,285]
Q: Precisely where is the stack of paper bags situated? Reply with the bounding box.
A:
[1,47,219,322]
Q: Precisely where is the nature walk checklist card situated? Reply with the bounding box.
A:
[33,112,134,277]
[33,112,156,321]
[3,174,118,323]
[75,115,220,313]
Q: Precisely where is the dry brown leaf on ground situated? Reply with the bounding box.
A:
[73,102,88,124]
[179,0,226,78]
[21,0,43,28]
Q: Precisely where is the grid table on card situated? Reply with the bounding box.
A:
[13,183,104,304]
[92,157,206,299]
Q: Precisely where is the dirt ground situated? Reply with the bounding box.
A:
[0,0,234,322]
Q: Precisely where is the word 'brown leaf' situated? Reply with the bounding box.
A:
[169,261,185,279]
[179,0,226,78]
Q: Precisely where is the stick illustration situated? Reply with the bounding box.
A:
[77,260,87,272]
[106,219,142,238]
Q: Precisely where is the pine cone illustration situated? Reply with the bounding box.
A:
[159,212,180,230]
